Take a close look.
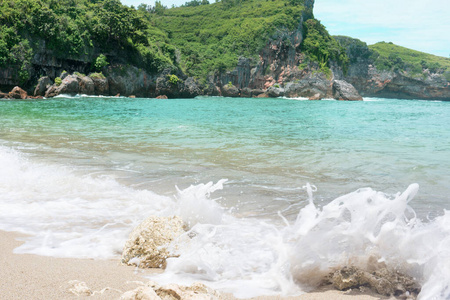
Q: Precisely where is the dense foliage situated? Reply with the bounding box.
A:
[1,0,447,89]
[333,35,372,63]
[0,25,32,83]
[0,0,177,77]
[300,19,349,75]
[369,42,450,75]
[151,0,306,78]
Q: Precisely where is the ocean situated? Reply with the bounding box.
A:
[0,95,449,298]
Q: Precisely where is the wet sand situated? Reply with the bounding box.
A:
[0,230,389,300]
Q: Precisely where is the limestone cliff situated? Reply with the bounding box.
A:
[333,36,450,101]
[2,0,448,101]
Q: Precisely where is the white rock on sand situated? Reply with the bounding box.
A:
[121,281,222,300]
[121,215,185,268]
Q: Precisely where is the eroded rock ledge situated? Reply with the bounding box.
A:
[121,281,223,300]
[328,266,421,299]
[121,215,185,269]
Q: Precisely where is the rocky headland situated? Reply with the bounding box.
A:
[0,0,448,101]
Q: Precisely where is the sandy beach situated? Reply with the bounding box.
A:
[0,230,391,300]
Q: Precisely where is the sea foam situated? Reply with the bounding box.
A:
[1,145,449,299]
[156,184,450,299]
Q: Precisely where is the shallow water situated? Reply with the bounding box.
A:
[0,96,449,298]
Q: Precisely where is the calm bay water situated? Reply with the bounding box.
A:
[1,96,449,297]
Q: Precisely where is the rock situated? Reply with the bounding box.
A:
[121,281,223,300]
[60,70,69,80]
[267,86,285,98]
[121,216,185,269]
[78,75,95,95]
[57,74,80,95]
[9,86,28,99]
[105,65,157,97]
[34,76,53,96]
[182,77,202,97]
[255,92,269,98]
[240,87,253,98]
[0,91,9,99]
[330,266,421,298]
[251,89,266,97]
[284,79,330,99]
[67,280,92,296]
[221,84,240,97]
[129,95,136,98]
[333,80,363,101]
[121,286,159,300]
[156,95,168,99]
[309,93,322,100]
[44,85,58,98]
[89,73,109,96]
[218,57,252,89]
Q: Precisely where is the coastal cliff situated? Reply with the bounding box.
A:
[333,37,450,101]
[0,0,449,100]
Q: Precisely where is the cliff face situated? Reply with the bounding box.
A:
[2,0,448,101]
[334,36,450,101]
[217,0,314,91]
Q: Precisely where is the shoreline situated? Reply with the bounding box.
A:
[0,230,390,300]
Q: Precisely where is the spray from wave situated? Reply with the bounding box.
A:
[0,146,449,299]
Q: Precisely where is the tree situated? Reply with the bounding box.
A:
[94,54,109,71]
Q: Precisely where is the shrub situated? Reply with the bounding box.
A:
[94,54,109,71]
[167,74,179,85]
[55,77,62,86]
[89,72,106,79]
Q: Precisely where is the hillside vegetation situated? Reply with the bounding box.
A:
[151,0,308,78]
[369,42,450,75]
[0,0,177,85]
[1,0,448,95]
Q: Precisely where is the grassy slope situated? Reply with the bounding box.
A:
[369,42,450,74]
[152,0,306,78]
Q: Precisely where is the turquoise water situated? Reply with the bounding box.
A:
[1,96,448,217]
[1,96,450,297]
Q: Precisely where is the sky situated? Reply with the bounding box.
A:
[120,0,449,58]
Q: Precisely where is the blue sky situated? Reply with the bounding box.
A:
[121,0,449,58]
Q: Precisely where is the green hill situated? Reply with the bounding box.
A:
[369,42,450,75]
[151,0,308,79]
[0,0,177,86]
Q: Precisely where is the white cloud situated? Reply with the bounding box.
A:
[314,0,450,57]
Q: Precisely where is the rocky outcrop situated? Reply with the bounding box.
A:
[9,86,28,99]
[362,67,450,100]
[88,73,109,95]
[329,266,420,299]
[121,281,223,300]
[335,36,450,101]
[284,75,332,100]
[78,75,95,95]
[0,86,44,100]
[45,74,78,97]
[220,84,240,97]
[106,65,156,97]
[267,86,285,98]
[332,80,363,100]
[34,76,53,96]
[121,216,185,269]
[214,1,316,92]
